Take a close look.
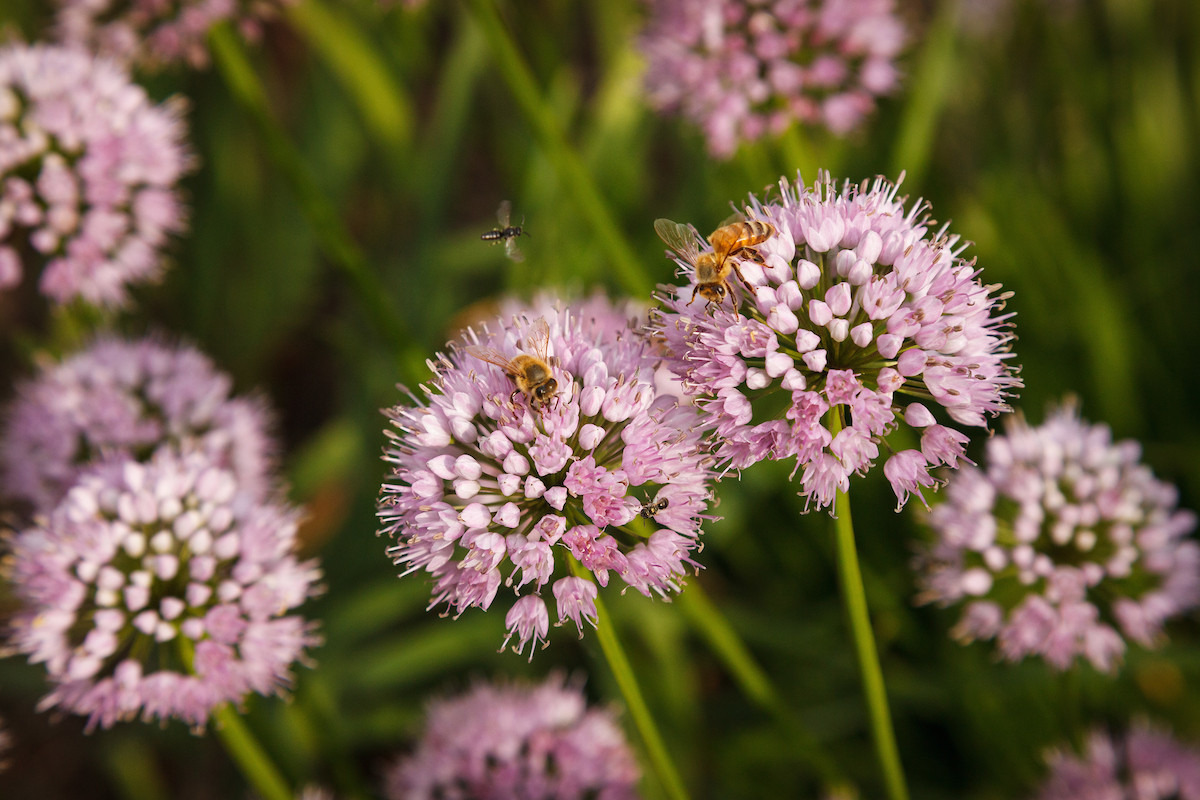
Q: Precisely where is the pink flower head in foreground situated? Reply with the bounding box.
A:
[56,0,291,70]
[640,0,906,157]
[1036,724,1200,800]
[915,403,1200,672]
[0,44,191,307]
[384,674,640,800]
[378,302,713,656]
[1,336,276,516]
[5,451,321,731]
[652,172,1020,512]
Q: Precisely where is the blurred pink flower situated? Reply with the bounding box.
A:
[56,0,292,70]
[384,674,639,800]
[1,335,277,516]
[5,451,321,731]
[0,44,191,307]
[916,402,1200,672]
[1037,724,1200,799]
[640,0,906,157]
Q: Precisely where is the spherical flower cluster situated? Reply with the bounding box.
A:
[1,336,275,516]
[640,0,906,157]
[55,0,291,70]
[1036,724,1200,800]
[0,44,191,307]
[653,172,1020,512]
[378,302,713,656]
[384,674,640,800]
[5,451,321,731]
[915,403,1199,672]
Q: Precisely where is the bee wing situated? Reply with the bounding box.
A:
[497,200,512,228]
[523,317,551,362]
[504,237,524,263]
[464,345,518,375]
[653,218,700,264]
[717,209,746,229]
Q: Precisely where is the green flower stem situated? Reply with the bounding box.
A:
[568,557,690,800]
[177,639,292,800]
[208,24,415,365]
[286,0,414,157]
[887,0,960,185]
[465,0,651,298]
[676,583,843,786]
[827,411,909,800]
[212,705,294,800]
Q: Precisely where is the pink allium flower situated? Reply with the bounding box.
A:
[652,172,1020,512]
[378,301,713,656]
[56,0,291,70]
[296,788,335,800]
[1,336,276,516]
[915,403,1200,672]
[4,451,321,731]
[0,44,191,307]
[640,0,907,157]
[384,674,640,800]
[1036,724,1200,800]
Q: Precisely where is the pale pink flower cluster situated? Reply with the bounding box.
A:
[1,336,276,516]
[5,452,321,731]
[0,44,191,307]
[56,0,292,70]
[916,403,1200,672]
[384,674,640,800]
[640,0,906,157]
[1036,724,1200,799]
[378,299,713,656]
[653,172,1019,512]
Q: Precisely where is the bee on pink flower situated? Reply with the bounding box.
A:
[653,171,1020,513]
[377,298,714,657]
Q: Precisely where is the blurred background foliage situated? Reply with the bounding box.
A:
[0,0,1198,798]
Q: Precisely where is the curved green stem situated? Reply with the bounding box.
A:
[212,705,293,800]
[208,23,416,367]
[677,583,843,785]
[568,558,690,800]
[465,0,651,297]
[177,639,292,800]
[827,411,909,800]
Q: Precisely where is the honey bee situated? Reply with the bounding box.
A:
[465,317,557,411]
[654,217,774,307]
[481,200,527,262]
[640,496,669,519]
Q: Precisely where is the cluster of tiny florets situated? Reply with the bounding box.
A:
[55,0,292,70]
[640,0,906,157]
[915,403,1199,672]
[1,335,276,516]
[378,300,714,656]
[5,452,321,731]
[1036,724,1200,800]
[384,674,640,800]
[653,171,1020,512]
[0,44,191,307]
